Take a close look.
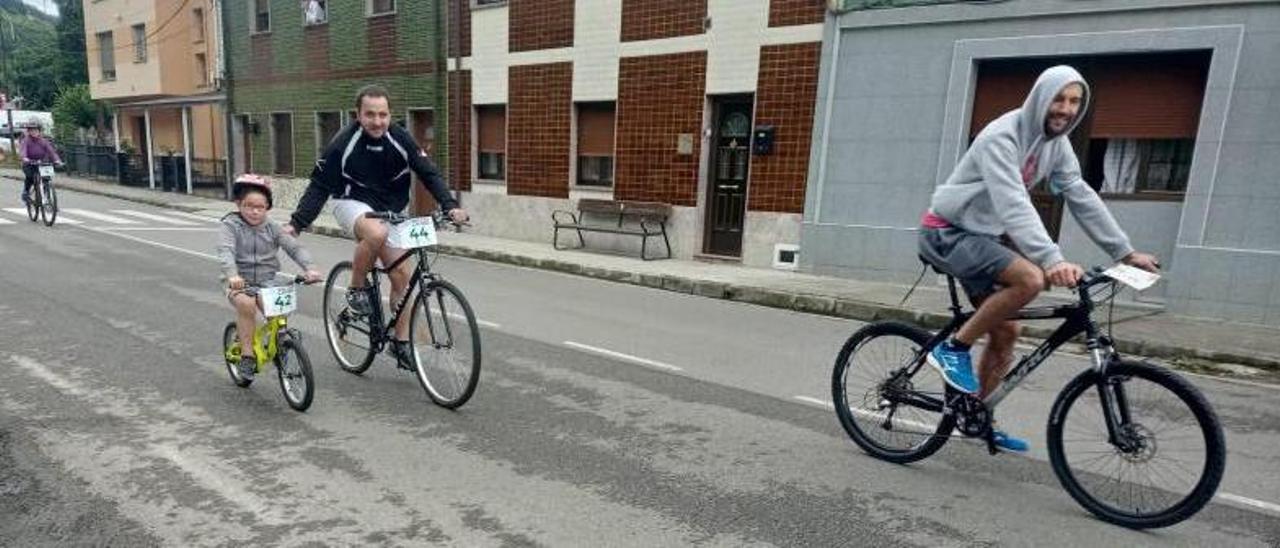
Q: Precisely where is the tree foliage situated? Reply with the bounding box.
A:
[0,0,87,111]
[52,83,108,143]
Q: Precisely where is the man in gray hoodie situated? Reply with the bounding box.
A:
[918,65,1159,451]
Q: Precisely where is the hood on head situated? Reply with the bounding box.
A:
[1020,65,1090,142]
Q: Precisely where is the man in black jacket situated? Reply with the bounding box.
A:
[286,84,469,365]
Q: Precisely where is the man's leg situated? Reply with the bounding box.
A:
[928,256,1041,395]
[379,246,412,342]
[954,257,1042,347]
[349,217,389,288]
[977,320,1020,399]
[377,245,414,367]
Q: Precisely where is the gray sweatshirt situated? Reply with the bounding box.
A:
[216,213,315,285]
[928,65,1134,269]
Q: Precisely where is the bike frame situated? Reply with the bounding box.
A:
[896,273,1133,447]
[363,247,436,350]
[223,295,298,371]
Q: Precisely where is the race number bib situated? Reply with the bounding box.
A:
[259,285,298,317]
[387,217,438,249]
[38,165,54,177]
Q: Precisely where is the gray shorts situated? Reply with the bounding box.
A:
[918,227,1017,300]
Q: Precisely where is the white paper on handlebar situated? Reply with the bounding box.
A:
[38,165,54,177]
[1102,263,1161,291]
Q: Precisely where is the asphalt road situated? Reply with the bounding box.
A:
[2,185,1278,546]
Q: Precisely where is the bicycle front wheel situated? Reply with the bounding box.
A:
[323,261,376,374]
[26,182,39,222]
[409,279,481,409]
[39,182,56,226]
[276,337,315,412]
[1047,360,1225,529]
[832,321,954,464]
[222,322,252,388]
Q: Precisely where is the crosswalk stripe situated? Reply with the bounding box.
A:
[1,208,82,224]
[160,210,222,223]
[64,208,143,224]
[0,217,13,224]
[112,210,200,226]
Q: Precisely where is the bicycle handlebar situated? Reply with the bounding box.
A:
[363,211,471,230]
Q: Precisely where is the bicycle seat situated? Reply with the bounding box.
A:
[918,254,950,276]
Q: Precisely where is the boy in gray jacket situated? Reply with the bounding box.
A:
[217,174,321,380]
[919,65,1160,451]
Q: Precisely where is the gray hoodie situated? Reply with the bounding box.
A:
[928,65,1134,269]
[216,213,314,286]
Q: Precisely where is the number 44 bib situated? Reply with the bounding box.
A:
[387,217,438,250]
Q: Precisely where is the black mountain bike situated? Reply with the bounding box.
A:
[24,162,58,226]
[832,264,1225,529]
[322,211,481,409]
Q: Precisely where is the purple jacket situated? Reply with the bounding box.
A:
[20,136,61,165]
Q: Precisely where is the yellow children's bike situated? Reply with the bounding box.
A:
[222,275,316,411]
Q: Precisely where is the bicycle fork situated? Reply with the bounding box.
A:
[1088,337,1138,453]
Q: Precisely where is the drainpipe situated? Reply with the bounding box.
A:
[215,0,236,198]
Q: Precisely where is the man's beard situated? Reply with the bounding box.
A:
[1044,115,1073,137]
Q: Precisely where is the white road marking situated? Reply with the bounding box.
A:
[160,210,222,223]
[77,224,219,261]
[563,341,683,372]
[794,395,834,409]
[0,217,12,224]
[1217,493,1280,515]
[2,208,82,224]
[797,395,944,435]
[113,209,200,225]
[9,354,287,526]
[63,208,142,224]
[96,227,217,232]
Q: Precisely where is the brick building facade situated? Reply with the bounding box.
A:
[454,0,825,267]
[225,0,451,210]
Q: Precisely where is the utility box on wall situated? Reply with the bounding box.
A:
[752,125,775,155]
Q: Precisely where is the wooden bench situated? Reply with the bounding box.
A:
[552,198,673,260]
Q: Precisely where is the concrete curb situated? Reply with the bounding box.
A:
[25,173,1280,372]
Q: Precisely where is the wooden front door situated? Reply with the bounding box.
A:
[705,97,753,257]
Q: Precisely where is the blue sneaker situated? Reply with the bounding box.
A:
[927,341,980,394]
[992,429,1029,452]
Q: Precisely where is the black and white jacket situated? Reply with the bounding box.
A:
[290,122,458,230]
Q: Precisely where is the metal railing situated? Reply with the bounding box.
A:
[58,144,227,197]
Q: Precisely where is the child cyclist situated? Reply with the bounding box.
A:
[216,174,322,380]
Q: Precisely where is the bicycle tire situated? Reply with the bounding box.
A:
[1047,360,1225,529]
[409,279,481,409]
[323,261,376,374]
[222,322,252,388]
[26,181,39,222]
[832,321,954,464]
[40,181,56,226]
[277,337,315,412]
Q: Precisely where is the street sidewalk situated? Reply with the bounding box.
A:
[6,167,1278,373]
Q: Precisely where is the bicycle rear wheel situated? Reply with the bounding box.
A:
[39,181,56,226]
[323,261,376,374]
[409,279,481,409]
[276,337,315,412]
[832,321,954,464]
[1047,360,1225,529]
[222,322,252,388]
